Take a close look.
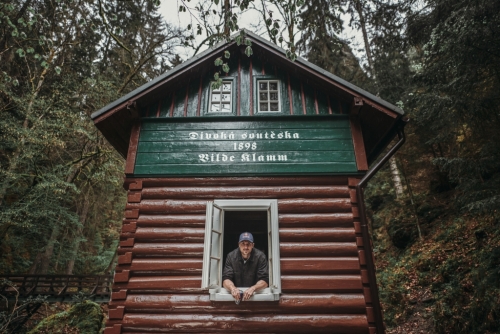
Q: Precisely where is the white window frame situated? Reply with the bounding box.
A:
[201,199,281,301]
[208,81,232,113]
[257,80,281,113]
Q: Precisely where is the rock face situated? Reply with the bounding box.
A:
[28,301,104,334]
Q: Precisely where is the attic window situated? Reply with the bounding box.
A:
[257,80,280,112]
[209,81,232,113]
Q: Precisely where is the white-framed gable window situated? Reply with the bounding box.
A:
[208,81,232,113]
[258,80,280,112]
[201,199,281,301]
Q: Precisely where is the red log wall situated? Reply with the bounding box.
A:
[105,177,379,334]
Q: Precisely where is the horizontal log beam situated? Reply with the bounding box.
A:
[281,275,362,292]
[125,228,204,242]
[280,242,358,257]
[278,199,352,213]
[280,257,360,274]
[278,213,353,227]
[117,257,359,275]
[125,176,349,189]
[126,199,352,214]
[279,228,355,242]
[118,243,204,256]
[135,214,206,227]
[141,186,349,199]
[114,275,362,293]
[115,314,368,333]
[110,293,366,314]
[113,276,201,291]
[120,259,203,274]
[118,242,358,258]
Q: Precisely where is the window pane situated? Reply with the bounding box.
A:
[270,103,279,111]
[221,94,231,101]
[269,82,278,90]
[212,93,221,102]
[212,85,220,92]
[221,103,231,111]
[270,92,278,101]
[222,83,231,91]
[211,104,220,112]
[259,82,268,90]
[260,92,268,101]
[260,102,268,111]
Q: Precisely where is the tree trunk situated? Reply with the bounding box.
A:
[390,157,404,198]
[104,246,119,274]
[26,163,85,274]
[0,49,56,206]
[65,197,91,275]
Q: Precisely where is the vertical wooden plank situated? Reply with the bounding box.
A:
[350,115,369,171]
[156,101,161,118]
[196,76,203,117]
[159,95,172,117]
[252,56,262,75]
[237,58,241,116]
[240,55,250,116]
[300,81,306,115]
[183,82,189,117]
[173,87,185,117]
[276,66,289,115]
[169,92,175,117]
[186,78,199,117]
[124,122,141,175]
[314,90,319,115]
[316,91,329,115]
[249,58,253,116]
[327,94,332,114]
[303,83,316,115]
[287,74,293,115]
[290,76,302,115]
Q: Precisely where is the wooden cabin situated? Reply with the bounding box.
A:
[93,30,406,334]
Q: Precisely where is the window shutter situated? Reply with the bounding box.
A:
[201,202,223,289]
[269,200,281,298]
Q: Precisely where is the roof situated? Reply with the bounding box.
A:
[91,29,405,162]
[92,30,402,120]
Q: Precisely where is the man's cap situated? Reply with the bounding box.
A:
[239,232,254,243]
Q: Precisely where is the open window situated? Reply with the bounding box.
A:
[201,199,281,301]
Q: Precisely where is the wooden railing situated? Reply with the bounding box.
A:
[0,275,112,303]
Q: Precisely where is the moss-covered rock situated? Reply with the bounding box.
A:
[28,301,104,334]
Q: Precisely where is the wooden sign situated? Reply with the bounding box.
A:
[134,116,357,175]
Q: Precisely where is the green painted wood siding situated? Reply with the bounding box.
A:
[134,116,357,176]
[139,54,349,118]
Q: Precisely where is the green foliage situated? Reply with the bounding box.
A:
[27,301,104,334]
[0,0,186,276]
[406,0,500,216]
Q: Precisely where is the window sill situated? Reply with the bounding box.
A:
[209,287,280,301]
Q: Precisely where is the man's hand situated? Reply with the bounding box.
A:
[231,288,241,301]
[243,286,256,301]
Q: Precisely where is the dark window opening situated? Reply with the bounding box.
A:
[222,210,269,269]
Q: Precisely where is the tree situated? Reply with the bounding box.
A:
[0,0,186,275]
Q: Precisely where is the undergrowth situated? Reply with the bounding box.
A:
[368,178,500,333]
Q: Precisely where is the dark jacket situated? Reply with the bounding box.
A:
[222,248,269,287]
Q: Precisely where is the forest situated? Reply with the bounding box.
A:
[0,0,499,333]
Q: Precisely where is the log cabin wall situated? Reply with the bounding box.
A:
[105,176,378,334]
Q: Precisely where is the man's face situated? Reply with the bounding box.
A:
[238,241,254,259]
